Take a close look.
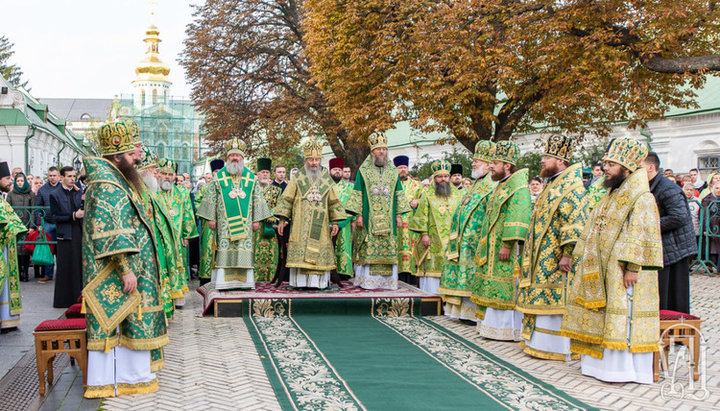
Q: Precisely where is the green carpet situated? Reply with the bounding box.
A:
[243,298,595,410]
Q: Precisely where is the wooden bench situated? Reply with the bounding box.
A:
[33,318,87,395]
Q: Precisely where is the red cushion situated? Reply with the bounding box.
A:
[64,304,84,319]
[34,318,86,332]
[659,310,700,321]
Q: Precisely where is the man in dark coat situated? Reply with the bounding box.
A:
[642,152,698,313]
[48,166,84,307]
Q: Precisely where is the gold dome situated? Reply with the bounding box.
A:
[135,25,170,79]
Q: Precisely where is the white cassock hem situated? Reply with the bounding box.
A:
[289,268,330,289]
[0,274,21,329]
[212,268,255,290]
[353,265,398,290]
[444,297,477,322]
[581,351,653,384]
[418,277,441,294]
[524,314,572,360]
[477,307,523,341]
[87,346,156,395]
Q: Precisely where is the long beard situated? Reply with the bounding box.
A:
[603,173,626,190]
[116,156,143,192]
[491,169,507,182]
[226,159,244,175]
[471,168,486,180]
[305,164,322,181]
[434,181,451,197]
[257,177,270,187]
[140,170,159,193]
[540,163,558,178]
[373,155,387,167]
[159,180,173,191]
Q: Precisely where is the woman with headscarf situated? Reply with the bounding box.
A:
[6,172,36,281]
[699,173,720,201]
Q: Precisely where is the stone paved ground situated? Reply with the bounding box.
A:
[432,272,720,410]
[15,274,720,410]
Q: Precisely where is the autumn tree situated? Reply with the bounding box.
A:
[304,0,720,151]
[181,0,369,168]
[0,35,29,88]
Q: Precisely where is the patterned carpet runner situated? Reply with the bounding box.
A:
[243,298,596,410]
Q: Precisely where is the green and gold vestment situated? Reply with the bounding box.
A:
[196,166,272,281]
[560,169,662,358]
[140,189,177,320]
[334,180,354,276]
[253,184,282,281]
[195,183,215,280]
[81,157,168,353]
[398,178,422,274]
[438,174,495,307]
[471,169,531,316]
[346,156,411,276]
[409,185,462,277]
[516,164,588,342]
[585,175,607,211]
[275,168,347,272]
[155,185,198,299]
[0,197,27,328]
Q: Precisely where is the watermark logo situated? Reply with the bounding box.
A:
[658,322,709,401]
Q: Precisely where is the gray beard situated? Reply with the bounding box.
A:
[435,182,451,197]
[159,180,173,191]
[305,165,322,181]
[226,159,244,175]
[257,177,270,188]
[471,168,486,180]
[140,170,159,193]
[373,155,387,167]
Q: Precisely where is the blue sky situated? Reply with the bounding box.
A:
[1,0,201,98]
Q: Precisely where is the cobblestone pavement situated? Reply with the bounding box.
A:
[12,274,719,410]
[0,274,65,379]
[102,290,281,411]
[432,273,720,410]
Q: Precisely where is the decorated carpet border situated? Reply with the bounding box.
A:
[244,299,366,411]
[376,317,597,411]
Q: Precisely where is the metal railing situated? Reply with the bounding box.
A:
[10,206,57,246]
[690,198,720,275]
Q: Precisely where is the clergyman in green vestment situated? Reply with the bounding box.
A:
[136,146,177,321]
[276,141,346,289]
[560,137,662,384]
[410,160,462,294]
[82,121,168,398]
[253,158,282,282]
[346,132,411,290]
[329,158,354,278]
[196,138,272,290]
[0,161,28,330]
[438,141,496,321]
[472,140,531,341]
[394,155,422,282]
[196,159,224,286]
[155,158,198,306]
[516,135,588,361]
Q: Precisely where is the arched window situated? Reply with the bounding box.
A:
[157,143,165,158]
[141,90,146,106]
[152,89,158,104]
[164,90,168,104]
[182,143,190,160]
